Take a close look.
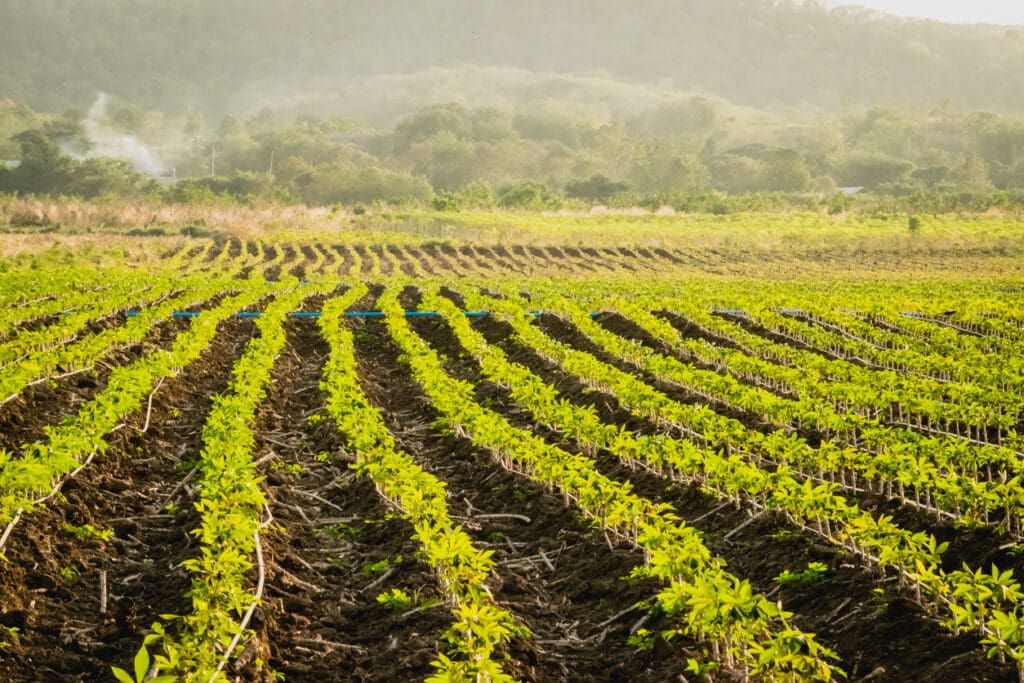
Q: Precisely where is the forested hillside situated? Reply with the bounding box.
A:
[2,0,1024,116]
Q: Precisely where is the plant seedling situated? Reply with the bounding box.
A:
[64,523,114,543]
[627,628,655,651]
[111,644,175,683]
[362,558,391,576]
[774,561,828,586]
[376,587,414,610]
[59,565,81,581]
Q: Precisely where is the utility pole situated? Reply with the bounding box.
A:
[210,146,216,176]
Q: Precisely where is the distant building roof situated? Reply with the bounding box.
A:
[838,186,865,196]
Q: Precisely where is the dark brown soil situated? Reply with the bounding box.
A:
[368,246,395,276]
[419,245,459,276]
[473,246,517,274]
[385,245,417,277]
[534,312,781,434]
[403,247,436,276]
[0,303,202,456]
[409,307,1014,683]
[3,254,1020,683]
[356,313,705,682]
[254,315,451,683]
[0,316,256,682]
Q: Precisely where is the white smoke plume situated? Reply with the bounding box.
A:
[80,93,167,176]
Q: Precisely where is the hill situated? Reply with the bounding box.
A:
[2,0,1023,116]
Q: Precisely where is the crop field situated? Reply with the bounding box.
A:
[2,238,1024,682]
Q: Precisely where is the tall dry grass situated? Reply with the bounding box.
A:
[0,196,349,240]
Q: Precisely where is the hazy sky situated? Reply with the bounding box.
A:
[831,1,1024,25]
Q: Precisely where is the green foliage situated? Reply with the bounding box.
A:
[362,558,393,576]
[565,174,631,202]
[375,588,414,610]
[0,625,20,651]
[626,628,655,651]
[774,562,829,586]
[300,164,433,205]
[432,192,460,212]
[499,182,559,210]
[111,644,175,683]
[4,91,1024,212]
[316,522,360,541]
[454,182,496,209]
[59,565,81,581]
[63,522,114,543]
[685,658,719,678]
[5,2,1024,115]
[0,128,154,199]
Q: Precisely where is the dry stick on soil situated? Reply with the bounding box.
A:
[536,547,556,572]
[469,513,532,524]
[252,452,277,467]
[594,602,647,630]
[292,635,366,652]
[362,567,397,594]
[99,570,108,615]
[722,509,767,541]
[138,377,165,433]
[686,501,732,525]
[270,561,322,593]
[210,530,266,682]
[261,434,297,450]
[289,487,346,513]
[160,465,200,507]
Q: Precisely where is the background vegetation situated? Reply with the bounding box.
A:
[2,1,1024,214]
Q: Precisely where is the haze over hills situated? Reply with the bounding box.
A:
[3,0,1024,118]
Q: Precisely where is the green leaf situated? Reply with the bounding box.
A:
[111,666,135,683]
[134,645,150,682]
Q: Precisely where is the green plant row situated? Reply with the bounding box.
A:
[457,283,1024,679]
[725,282,1024,414]
[523,285,1024,538]
[0,275,154,343]
[748,304,1023,416]
[0,242,201,309]
[0,240,299,406]
[0,263,108,308]
[0,239,204,338]
[654,287,1021,442]
[566,277,1023,442]
[381,285,840,683]
[636,293,1024,505]
[0,278,274,529]
[562,277,1022,449]
[0,272,243,406]
[318,289,524,682]
[0,250,239,369]
[146,278,335,680]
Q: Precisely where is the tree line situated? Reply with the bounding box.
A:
[3,98,1024,214]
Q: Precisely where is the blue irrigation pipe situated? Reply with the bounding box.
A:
[126,310,601,319]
